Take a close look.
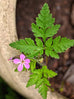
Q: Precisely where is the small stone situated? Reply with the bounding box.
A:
[63,64,74,85]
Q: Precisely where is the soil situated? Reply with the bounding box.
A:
[16,0,74,99]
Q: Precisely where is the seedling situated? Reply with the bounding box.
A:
[9,3,74,99]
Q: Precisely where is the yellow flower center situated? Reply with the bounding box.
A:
[22,60,24,63]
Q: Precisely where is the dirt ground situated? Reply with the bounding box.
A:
[16,0,74,99]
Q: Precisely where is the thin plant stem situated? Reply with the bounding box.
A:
[46,56,48,66]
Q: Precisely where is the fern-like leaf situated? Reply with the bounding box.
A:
[41,66,57,78]
[26,66,57,99]
[35,79,43,89]
[35,38,43,55]
[36,3,55,29]
[31,23,44,37]
[9,38,44,58]
[30,59,36,73]
[38,84,48,99]
[45,24,60,37]
[45,37,74,59]
[47,70,57,78]
[31,3,60,42]
[45,38,59,59]
[52,36,74,53]
[26,69,42,87]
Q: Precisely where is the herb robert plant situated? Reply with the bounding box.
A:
[9,3,74,99]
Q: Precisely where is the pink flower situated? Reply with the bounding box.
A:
[13,54,30,71]
[8,57,13,61]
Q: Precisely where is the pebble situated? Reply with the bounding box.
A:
[63,64,74,85]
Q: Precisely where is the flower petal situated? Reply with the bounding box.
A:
[25,59,30,63]
[8,57,13,61]
[24,63,30,69]
[20,54,25,60]
[13,59,21,64]
[17,64,23,71]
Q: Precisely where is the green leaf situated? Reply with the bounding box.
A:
[45,47,50,56]
[25,38,35,45]
[40,3,50,16]
[41,66,48,78]
[38,84,48,99]
[36,3,55,29]
[42,66,57,78]
[43,78,51,86]
[22,66,27,71]
[31,3,58,42]
[9,38,43,58]
[32,69,41,74]
[36,17,44,29]
[30,59,36,73]
[35,79,43,89]
[45,38,53,47]
[45,38,53,57]
[26,65,57,99]
[45,38,59,59]
[49,50,59,59]
[45,24,60,37]
[52,36,74,53]
[36,38,43,47]
[35,38,43,55]
[47,70,57,78]
[14,68,18,72]
[31,23,44,37]
[45,36,74,59]
[42,65,47,70]
[26,76,38,87]
[26,70,42,87]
